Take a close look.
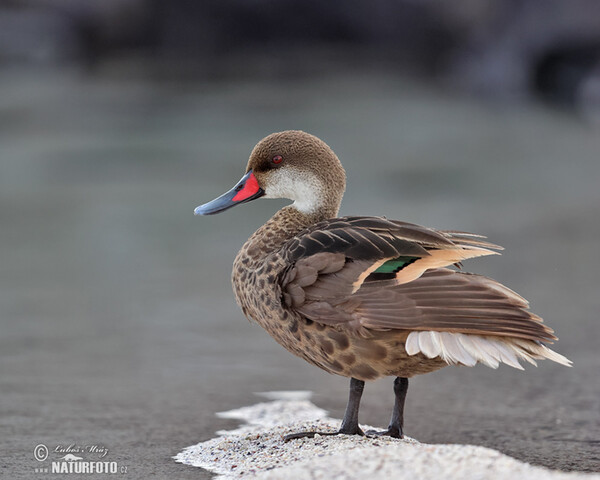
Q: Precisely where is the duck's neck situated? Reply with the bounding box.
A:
[241,204,338,262]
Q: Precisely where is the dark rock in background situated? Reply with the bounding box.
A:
[2,0,600,113]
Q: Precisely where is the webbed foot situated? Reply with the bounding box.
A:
[365,426,403,439]
[284,426,364,442]
[284,377,366,443]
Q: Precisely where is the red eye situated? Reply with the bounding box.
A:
[272,155,283,164]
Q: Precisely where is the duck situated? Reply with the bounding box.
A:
[194,130,571,440]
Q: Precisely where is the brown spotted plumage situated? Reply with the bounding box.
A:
[195,130,571,440]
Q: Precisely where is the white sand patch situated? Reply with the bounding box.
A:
[174,393,598,480]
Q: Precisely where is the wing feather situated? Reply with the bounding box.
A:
[280,216,559,348]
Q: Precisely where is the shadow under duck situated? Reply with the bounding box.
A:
[194,130,571,440]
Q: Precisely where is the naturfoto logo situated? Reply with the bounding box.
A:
[33,443,127,475]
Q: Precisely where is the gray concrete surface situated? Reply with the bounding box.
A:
[1,68,599,479]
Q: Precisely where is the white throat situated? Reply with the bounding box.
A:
[263,168,325,214]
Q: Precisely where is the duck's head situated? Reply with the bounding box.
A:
[194,130,346,217]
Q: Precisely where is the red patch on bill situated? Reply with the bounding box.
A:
[232,173,261,201]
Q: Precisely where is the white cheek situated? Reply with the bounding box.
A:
[263,168,323,214]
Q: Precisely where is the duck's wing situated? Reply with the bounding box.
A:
[280,216,556,343]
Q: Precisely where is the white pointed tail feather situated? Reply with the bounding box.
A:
[491,341,524,370]
[405,333,420,356]
[440,332,478,366]
[510,338,572,367]
[406,331,572,369]
[417,331,440,358]
[457,334,500,369]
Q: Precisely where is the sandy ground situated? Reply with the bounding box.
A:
[176,392,600,480]
[1,68,599,478]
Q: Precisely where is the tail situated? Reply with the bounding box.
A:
[406,331,572,369]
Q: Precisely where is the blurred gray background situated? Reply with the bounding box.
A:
[1,1,599,478]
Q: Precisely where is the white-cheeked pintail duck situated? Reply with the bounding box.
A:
[195,130,571,440]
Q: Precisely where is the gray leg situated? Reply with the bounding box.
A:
[366,377,408,438]
[284,378,365,441]
[338,377,366,434]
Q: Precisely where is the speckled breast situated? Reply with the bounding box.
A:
[232,247,314,362]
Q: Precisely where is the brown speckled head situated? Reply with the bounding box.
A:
[247,131,346,218]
